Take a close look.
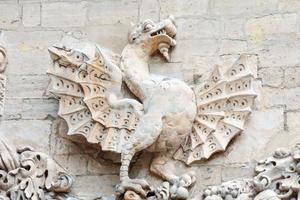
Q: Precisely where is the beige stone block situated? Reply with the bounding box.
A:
[87,157,119,175]
[22,3,40,27]
[67,154,88,175]
[3,98,58,120]
[42,1,87,27]
[255,36,300,68]
[209,0,278,18]
[6,74,49,98]
[160,0,208,18]
[262,87,300,110]
[83,25,128,53]
[219,39,247,55]
[246,14,297,37]
[258,67,284,87]
[223,108,284,164]
[176,18,220,40]
[0,4,20,29]
[287,112,300,134]
[172,39,218,62]
[191,165,222,192]
[3,31,63,75]
[222,18,246,39]
[279,0,300,12]
[72,175,119,197]
[139,0,159,21]
[0,119,52,153]
[284,67,300,88]
[284,87,300,110]
[87,0,138,26]
[221,165,255,182]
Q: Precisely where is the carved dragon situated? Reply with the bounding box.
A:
[47,16,258,199]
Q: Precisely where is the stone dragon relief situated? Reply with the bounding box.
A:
[47,16,258,199]
[0,140,75,200]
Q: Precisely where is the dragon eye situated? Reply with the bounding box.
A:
[143,21,154,32]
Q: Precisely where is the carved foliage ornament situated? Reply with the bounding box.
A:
[201,143,300,200]
[47,16,258,199]
[0,140,74,200]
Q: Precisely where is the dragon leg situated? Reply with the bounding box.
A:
[116,113,164,198]
[150,152,179,183]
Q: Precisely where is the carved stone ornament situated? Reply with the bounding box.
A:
[201,143,300,200]
[0,44,7,116]
[0,140,75,200]
[47,16,259,199]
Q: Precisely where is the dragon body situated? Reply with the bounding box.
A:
[47,16,258,199]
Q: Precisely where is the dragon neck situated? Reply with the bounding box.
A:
[121,44,151,101]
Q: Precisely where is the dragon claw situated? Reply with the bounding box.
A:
[116,178,151,199]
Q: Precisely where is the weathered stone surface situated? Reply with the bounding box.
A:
[0,1,299,199]
[160,0,208,18]
[0,4,20,29]
[258,67,284,87]
[263,87,300,110]
[6,74,49,98]
[139,0,159,21]
[246,14,297,37]
[287,112,300,133]
[0,119,52,152]
[42,2,87,27]
[172,39,218,62]
[255,36,300,68]
[176,18,220,40]
[284,67,300,88]
[222,18,246,39]
[218,39,247,55]
[22,3,40,27]
[3,30,63,75]
[223,108,284,164]
[279,0,300,12]
[4,98,58,120]
[72,175,119,197]
[209,0,278,18]
[221,165,255,182]
[87,0,138,25]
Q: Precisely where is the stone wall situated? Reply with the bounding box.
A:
[0,0,299,199]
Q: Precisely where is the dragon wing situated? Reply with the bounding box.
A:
[174,55,258,165]
[47,44,142,153]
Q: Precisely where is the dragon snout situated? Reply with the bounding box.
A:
[163,16,177,38]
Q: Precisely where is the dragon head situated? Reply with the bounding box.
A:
[48,44,90,68]
[127,16,177,61]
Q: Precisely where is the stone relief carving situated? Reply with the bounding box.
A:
[201,143,300,200]
[0,140,76,200]
[47,16,259,199]
[0,44,7,117]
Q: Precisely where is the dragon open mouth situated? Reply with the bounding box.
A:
[150,28,167,37]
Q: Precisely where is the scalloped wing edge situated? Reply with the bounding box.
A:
[174,54,258,165]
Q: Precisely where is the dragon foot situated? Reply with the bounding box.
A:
[116,178,151,200]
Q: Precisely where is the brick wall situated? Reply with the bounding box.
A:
[0,0,299,198]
